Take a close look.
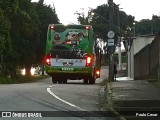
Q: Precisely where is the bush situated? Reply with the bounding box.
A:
[0,75,49,84]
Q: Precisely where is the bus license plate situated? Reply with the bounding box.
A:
[62,68,74,71]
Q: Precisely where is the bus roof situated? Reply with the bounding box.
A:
[49,24,93,30]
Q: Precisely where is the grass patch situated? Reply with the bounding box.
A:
[98,78,114,110]
[0,75,50,84]
[98,78,126,119]
[98,78,117,109]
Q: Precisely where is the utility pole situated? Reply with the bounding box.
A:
[108,0,115,81]
[118,37,122,70]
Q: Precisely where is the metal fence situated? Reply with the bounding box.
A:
[134,34,160,80]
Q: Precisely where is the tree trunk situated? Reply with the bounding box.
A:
[25,66,31,76]
[41,63,45,75]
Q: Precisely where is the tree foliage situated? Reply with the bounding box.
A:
[0,0,59,77]
[76,3,135,40]
[135,15,160,35]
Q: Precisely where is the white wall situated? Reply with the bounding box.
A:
[134,35,155,54]
[128,35,155,79]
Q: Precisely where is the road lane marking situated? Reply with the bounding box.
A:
[47,87,86,111]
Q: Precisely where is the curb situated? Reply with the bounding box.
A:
[106,82,127,120]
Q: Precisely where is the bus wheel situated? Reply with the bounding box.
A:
[89,74,96,84]
[83,78,88,84]
[58,80,63,84]
[52,77,57,84]
[63,79,67,84]
[89,77,95,84]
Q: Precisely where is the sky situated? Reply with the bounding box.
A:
[32,0,160,24]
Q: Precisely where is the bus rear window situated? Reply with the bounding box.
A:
[52,29,89,45]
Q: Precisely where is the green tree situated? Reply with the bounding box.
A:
[34,1,59,61]
[135,19,152,35]
[0,0,59,77]
[0,0,18,77]
[76,3,135,64]
[133,15,160,36]
[76,3,135,40]
[152,15,160,33]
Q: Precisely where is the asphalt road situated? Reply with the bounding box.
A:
[0,66,117,120]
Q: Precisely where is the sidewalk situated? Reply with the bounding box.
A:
[107,71,160,120]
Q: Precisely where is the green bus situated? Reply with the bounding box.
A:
[45,24,101,84]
